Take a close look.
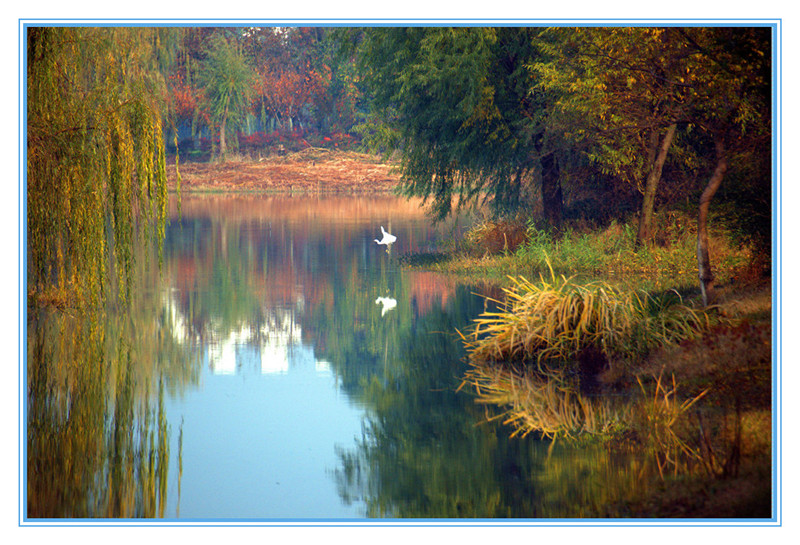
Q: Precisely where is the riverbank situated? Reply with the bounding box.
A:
[167,149,402,193]
[166,153,774,518]
[414,214,773,518]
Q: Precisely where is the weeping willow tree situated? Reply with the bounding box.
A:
[26,27,185,518]
[27,26,180,308]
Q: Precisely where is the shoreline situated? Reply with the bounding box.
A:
[166,149,402,194]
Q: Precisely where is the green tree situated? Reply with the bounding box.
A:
[27,27,178,306]
[351,28,567,226]
[533,28,702,246]
[196,33,254,158]
[533,27,771,302]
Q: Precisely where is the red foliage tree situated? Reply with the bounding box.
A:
[168,73,200,124]
[252,60,331,132]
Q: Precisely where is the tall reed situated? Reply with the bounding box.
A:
[462,265,718,366]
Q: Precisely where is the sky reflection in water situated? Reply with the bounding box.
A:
[160,194,474,519]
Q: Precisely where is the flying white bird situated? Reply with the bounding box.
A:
[374,226,397,246]
[375,296,397,316]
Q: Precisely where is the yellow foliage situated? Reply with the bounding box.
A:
[27,27,176,308]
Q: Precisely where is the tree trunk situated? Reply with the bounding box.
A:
[540,153,563,232]
[697,138,728,307]
[219,112,228,158]
[637,123,677,246]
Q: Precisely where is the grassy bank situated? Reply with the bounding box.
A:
[411,210,762,295]
[427,211,772,517]
[166,149,401,194]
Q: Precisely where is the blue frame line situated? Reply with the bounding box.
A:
[18,18,780,28]
[17,17,782,529]
[773,21,782,527]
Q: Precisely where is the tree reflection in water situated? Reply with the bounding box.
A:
[329,284,653,518]
[28,194,700,519]
[27,237,195,518]
[27,310,186,518]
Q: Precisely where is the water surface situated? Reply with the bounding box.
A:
[154,194,489,519]
[27,194,651,520]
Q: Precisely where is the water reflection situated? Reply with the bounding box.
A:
[155,195,652,519]
[29,194,676,520]
[151,194,474,519]
[27,273,184,517]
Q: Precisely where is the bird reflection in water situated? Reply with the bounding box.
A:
[375,296,397,317]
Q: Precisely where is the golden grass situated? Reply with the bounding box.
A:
[461,265,720,366]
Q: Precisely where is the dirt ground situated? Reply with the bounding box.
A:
[167,149,402,193]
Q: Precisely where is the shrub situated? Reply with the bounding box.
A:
[461,218,529,256]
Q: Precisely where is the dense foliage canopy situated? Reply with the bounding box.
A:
[349,28,568,221]
[27,27,179,306]
[349,27,770,233]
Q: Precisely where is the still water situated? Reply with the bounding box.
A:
[158,194,492,519]
[27,194,648,520]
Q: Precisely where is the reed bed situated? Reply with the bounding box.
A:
[462,268,718,366]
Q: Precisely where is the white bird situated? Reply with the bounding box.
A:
[374,226,397,246]
[375,296,397,316]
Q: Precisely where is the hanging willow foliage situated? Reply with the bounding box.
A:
[27,26,178,308]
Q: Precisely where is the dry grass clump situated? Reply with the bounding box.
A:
[461,268,719,367]
[462,218,528,256]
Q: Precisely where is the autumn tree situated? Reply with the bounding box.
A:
[533,28,706,246]
[167,71,203,138]
[170,27,360,147]
[27,26,179,306]
[294,27,363,135]
[163,27,216,149]
[532,27,770,303]
[246,27,333,134]
[252,60,330,132]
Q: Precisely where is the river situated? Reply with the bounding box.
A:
[26,194,652,520]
